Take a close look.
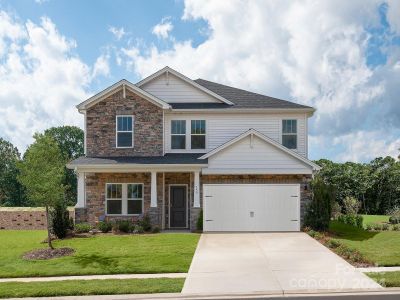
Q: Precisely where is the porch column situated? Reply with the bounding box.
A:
[76,172,85,208]
[151,171,157,208]
[194,171,200,208]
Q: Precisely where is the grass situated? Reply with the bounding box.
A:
[367,271,400,287]
[329,221,400,266]
[0,278,184,298]
[361,215,390,227]
[0,230,199,278]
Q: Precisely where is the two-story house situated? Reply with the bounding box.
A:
[67,66,320,232]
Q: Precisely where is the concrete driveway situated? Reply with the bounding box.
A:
[182,233,381,295]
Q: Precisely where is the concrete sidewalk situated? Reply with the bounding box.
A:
[0,273,187,283]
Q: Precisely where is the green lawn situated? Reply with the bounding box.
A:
[361,215,390,227]
[329,221,400,266]
[0,230,199,278]
[367,271,400,287]
[0,278,184,298]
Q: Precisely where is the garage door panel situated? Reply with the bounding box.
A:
[204,184,300,232]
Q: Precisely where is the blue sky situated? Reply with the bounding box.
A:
[0,0,399,162]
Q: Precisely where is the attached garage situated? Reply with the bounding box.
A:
[203,184,300,232]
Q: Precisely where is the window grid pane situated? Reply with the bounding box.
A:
[282,120,297,134]
[127,200,142,214]
[107,184,122,199]
[171,120,186,134]
[171,135,186,149]
[127,184,143,199]
[191,120,205,134]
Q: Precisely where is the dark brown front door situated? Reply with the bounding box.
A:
[170,186,187,228]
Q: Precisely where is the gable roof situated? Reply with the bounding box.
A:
[135,66,234,105]
[194,79,314,111]
[199,128,320,171]
[76,79,171,112]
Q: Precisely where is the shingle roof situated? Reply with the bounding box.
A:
[194,79,313,110]
[68,153,207,166]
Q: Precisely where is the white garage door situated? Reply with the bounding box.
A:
[203,184,300,232]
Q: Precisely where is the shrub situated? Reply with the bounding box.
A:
[303,176,335,231]
[115,220,133,233]
[137,214,152,232]
[365,223,373,231]
[343,196,360,215]
[307,230,317,238]
[331,202,342,220]
[196,209,203,231]
[389,215,400,224]
[337,214,363,229]
[74,223,92,233]
[392,224,400,231]
[381,223,390,231]
[50,201,71,239]
[97,221,112,233]
[134,224,144,234]
[326,239,341,249]
[373,223,382,231]
[151,226,160,233]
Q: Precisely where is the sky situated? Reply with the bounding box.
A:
[0,0,399,163]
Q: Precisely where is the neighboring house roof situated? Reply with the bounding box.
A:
[199,128,320,171]
[76,79,171,112]
[194,79,314,110]
[67,153,208,168]
[135,66,234,105]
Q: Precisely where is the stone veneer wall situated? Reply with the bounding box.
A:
[83,172,164,227]
[0,207,74,230]
[200,174,313,228]
[86,89,163,157]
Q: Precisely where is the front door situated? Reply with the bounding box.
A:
[170,186,187,228]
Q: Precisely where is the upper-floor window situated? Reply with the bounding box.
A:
[116,116,133,148]
[282,119,297,149]
[191,120,206,149]
[171,120,186,149]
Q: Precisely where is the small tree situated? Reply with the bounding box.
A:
[51,200,71,239]
[18,134,65,249]
[304,176,335,231]
[343,196,360,215]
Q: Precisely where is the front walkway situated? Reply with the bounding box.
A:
[0,273,186,283]
[182,233,382,295]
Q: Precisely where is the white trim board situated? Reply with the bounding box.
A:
[76,79,171,112]
[136,66,234,105]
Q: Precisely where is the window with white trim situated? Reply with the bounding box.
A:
[171,120,186,149]
[106,184,122,215]
[127,184,143,215]
[106,183,143,215]
[282,119,297,149]
[116,116,133,148]
[191,120,206,149]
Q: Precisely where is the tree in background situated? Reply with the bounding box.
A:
[44,126,84,206]
[0,138,27,206]
[18,134,66,249]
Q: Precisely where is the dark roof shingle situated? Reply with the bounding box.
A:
[194,79,313,110]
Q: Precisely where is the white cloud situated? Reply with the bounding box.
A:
[109,26,125,40]
[152,17,173,39]
[0,12,102,152]
[333,130,400,162]
[121,0,400,162]
[92,54,110,78]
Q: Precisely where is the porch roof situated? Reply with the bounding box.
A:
[67,153,208,169]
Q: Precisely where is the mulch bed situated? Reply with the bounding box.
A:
[23,247,75,260]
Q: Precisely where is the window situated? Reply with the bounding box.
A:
[191,120,206,149]
[116,116,133,148]
[106,184,122,215]
[282,119,297,149]
[106,183,143,215]
[127,184,143,215]
[171,120,186,149]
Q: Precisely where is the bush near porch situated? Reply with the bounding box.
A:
[0,230,199,278]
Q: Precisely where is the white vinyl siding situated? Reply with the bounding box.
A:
[141,73,221,103]
[164,113,307,157]
[205,135,311,174]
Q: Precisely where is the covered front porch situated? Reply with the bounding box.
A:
[74,167,203,231]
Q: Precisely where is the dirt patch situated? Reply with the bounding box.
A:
[23,247,75,260]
